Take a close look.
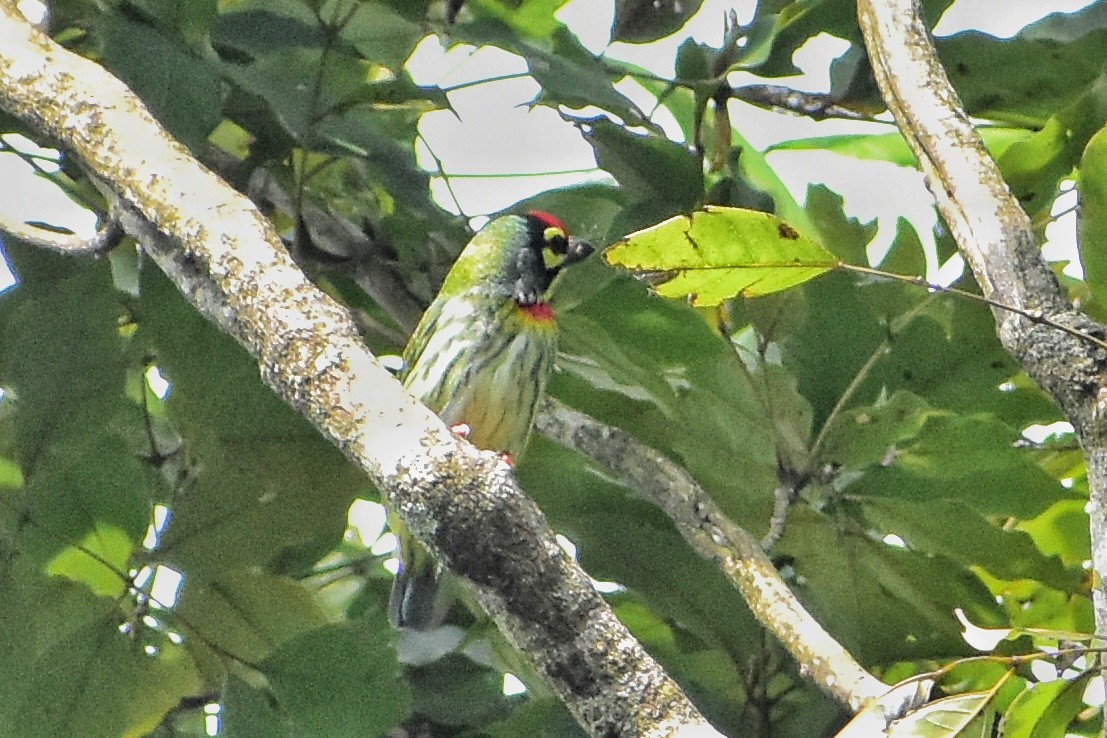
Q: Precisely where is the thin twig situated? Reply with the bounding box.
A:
[0,213,123,256]
[839,262,1107,354]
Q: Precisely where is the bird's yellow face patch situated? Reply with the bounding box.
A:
[542,225,568,269]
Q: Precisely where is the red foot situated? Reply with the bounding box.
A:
[499,452,515,468]
[449,422,472,440]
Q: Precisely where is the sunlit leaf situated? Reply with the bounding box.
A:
[768,127,1031,168]
[46,523,133,598]
[1079,124,1107,306]
[887,691,999,737]
[605,206,837,305]
[1001,674,1092,738]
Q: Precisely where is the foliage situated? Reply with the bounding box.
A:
[1,0,1106,736]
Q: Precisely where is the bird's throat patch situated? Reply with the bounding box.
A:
[518,301,555,322]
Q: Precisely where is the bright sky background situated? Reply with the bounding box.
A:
[0,0,1097,284]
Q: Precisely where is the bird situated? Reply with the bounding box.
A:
[388,210,594,629]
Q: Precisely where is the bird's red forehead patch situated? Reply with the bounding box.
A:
[527,210,569,235]
[519,301,555,322]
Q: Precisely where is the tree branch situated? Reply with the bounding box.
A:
[729,84,873,122]
[0,3,722,736]
[537,398,888,712]
[857,0,1107,633]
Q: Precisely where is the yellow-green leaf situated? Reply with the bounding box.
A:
[604,206,837,306]
[45,523,133,597]
[1078,124,1107,306]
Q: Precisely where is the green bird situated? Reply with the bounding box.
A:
[389,210,594,629]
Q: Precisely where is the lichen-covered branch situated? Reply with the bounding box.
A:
[857,0,1107,634]
[0,3,722,736]
[537,398,888,712]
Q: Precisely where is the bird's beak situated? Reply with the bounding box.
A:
[564,237,594,266]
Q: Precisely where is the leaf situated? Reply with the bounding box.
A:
[862,499,1079,591]
[611,0,706,43]
[259,622,411,737]
[175,571,329,668]
[605,206,837,306]
[97,14,222,150]
[804,184,877,266]
[818,390,937,471]
[1000,72,1107,223]
[581,117,703,213]
[137,269,366,578]
[845,413,1071,519]
[777,507,1002,665]
[45,523,134,598]
[213,0,324,57]
[888,691,999,737]
[336,2,424,68]
[1079,124,1107,306]
[453,21,654,129]
[768,128,1032,168]
[467,0,573,38]
[0,245,152,575]
[0,577,202,738]
[553,274,780,530]
[408,654,509,726]
[945,23,1107,127]
[1001,674,1092,738]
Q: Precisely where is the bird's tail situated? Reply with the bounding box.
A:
[387,520,447,629]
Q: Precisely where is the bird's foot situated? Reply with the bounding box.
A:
[449,422,472,440]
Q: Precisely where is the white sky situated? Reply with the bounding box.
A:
[0,0,1097,285]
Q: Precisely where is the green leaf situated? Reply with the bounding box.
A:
[778,507,1002,665]
[1079,124,1107,306]
[519,438,765,650]
[945,22,1107,127]
[468,0,573,38]
[1001,673,1091,738]
[581,117,702,213]
[1019,500,1090,569]
[844,414,1070,519]
[45,523,134,598]
[213,0,324,58]
[336,2,424,68]
[805,184,877,265]
[481,697,586,738]
[259,622,411,737]
[554,274,780,531]
[0,577,202,738]
[409,654,509,726]
[176,571,328,667]
[769,127,1032,168]
[97,14,222,150]
[818,390,937,471]
[862,499,1078,591]
[454,21,653,129]
[0,245,152,574]
[999,72,1107,223]
[137,269,365,578]
[605,206,837,306]
[888,691,999,737]
[612,0,706,44]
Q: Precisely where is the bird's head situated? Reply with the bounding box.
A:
[520,210,594,300]
[444,211,594,307]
